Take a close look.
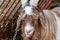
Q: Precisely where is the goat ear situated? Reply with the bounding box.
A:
[21,0,28,8]
[30,0,39,7]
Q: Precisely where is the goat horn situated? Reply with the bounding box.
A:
[21,0,28,8]
[30,0,39,7]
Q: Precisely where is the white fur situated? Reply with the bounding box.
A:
[25,22,35,37]
[51,7,60,40]
[42,9,60,40]
[45,10,60,40]
[30,0,39,7]
[56,15,60,40]
[52,11,60,40]
[24,6,34,15]
[21,0,28,8]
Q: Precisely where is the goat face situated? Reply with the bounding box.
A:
[21,15,40,38]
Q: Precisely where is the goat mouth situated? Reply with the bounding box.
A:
[26,34,31,37]
[25,33,33,38]
[25,32,33,37]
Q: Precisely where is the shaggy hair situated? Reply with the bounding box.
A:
[20,9,57,40]
[18,0,59,40]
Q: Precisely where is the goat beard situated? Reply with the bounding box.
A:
[22,27,41,40]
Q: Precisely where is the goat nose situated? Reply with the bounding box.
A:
[27,31,30,34]
[27,30,31,34]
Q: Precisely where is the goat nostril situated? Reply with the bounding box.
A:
[27,31,30,34]
[27,30,31,34]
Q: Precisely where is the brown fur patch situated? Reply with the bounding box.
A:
[20,10,57,40]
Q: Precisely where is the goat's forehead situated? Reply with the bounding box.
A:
[24,6,33,10]
[23,6,34,15]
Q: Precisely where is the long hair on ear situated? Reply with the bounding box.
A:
[32,10,57,40]
[39,10,56,40]
[20,10,57,40]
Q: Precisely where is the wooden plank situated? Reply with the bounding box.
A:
[0,0,15,28]
[38,0,52,9]
[0,0,15,22]
[4,0,20,21]
[8,1,21,20]
[4,1,21,28]
[0,0,10,15]
[0,0,4,5]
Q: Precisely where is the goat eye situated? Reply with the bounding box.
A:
[23,10,25,13]
[22,10,25,13]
